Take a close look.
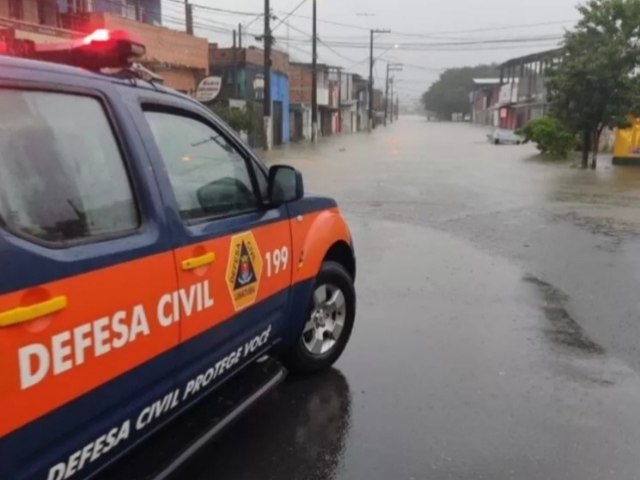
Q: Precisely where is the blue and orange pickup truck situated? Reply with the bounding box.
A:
[0,30,356,480]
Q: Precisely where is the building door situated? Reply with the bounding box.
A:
[292,111,303,141]
[273,101,283,146]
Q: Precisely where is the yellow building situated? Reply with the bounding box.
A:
[613,118,640,166]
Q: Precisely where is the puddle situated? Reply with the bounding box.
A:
[523,274,605,355]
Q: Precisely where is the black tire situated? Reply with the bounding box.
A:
[282,261,356,374]
[494,138,500,145]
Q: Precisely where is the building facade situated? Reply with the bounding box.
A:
[497,49,559,130]
[209,45,290,147]
[352,74,369,132]
[470,78,501,126]
[339,72,357,133]
[289,62,346,140]
[0,0,207,92]
[288,61,312,141]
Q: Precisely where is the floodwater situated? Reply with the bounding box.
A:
[176,117,640,480]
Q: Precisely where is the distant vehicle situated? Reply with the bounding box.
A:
[488,128,524,145]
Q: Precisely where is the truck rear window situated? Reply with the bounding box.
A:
[0,89,139,245]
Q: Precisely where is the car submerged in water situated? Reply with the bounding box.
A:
[487,128,524,145]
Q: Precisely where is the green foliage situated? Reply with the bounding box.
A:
[547,0,640,167]
[421,64,498,120]
[517,117,576,158]
[210,104,255,134]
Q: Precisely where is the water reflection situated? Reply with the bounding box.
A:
[177,369,352,480]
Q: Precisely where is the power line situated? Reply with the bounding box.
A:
[277,20,355,63]
[273,0,309,32]
[318,37,359,63]
[165,0,260,17]
[275,10,574,36]
[272,33,562,48]
[415,19,574,36]
[243,14,264,29]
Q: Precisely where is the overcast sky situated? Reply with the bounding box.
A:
[162,0,583,103]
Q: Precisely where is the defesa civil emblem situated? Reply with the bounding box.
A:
[226,231,263,311]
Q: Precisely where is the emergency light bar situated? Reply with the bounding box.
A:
[27,29,146,70]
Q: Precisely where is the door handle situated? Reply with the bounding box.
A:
[181,252,215,271]
[0,296,68,327]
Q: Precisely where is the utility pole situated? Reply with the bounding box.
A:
[384,63,390,126]
[232,29,238,98]
[368,28,390,132]
[238,23,242,48]
[311,0,318,142]
[185,1,193,35]
[368,30,373,132]
[263,0,272,150]
[338,68,342,133]
[384,63,402,126]
[389,77,394,124]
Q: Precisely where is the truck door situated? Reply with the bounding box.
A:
[0,87,179,480]
[139,104,292,391]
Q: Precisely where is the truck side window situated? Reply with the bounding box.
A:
[144,110,258,221]
[0,89,139,244]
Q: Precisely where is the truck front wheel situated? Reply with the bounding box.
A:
[283,261,356,374]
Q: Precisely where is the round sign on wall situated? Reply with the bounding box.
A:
[195,76,222,102]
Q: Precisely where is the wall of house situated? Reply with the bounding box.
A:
[23,0,38,23]
[271,70,289,144]
[340,73,353,103]
[63,12,208,71]
[243,46,289,73]
[157,68,200,94]
[0,0,9,18]
[289,63,312,104]
[84,0,161,24]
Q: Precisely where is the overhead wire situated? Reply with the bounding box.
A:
[272,0,309,32]
[164,0,260,17]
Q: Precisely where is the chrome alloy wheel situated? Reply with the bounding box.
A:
[302,283,347,355]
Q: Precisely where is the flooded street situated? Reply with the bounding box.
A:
[177,117,640,479]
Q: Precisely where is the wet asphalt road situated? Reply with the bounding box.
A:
[178,117,640,479]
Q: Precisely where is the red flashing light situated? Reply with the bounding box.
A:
[82,29,111,45]
[23,29,146,70]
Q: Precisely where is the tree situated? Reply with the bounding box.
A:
[518,117,576,158]
[421,64,498,120]
[547,0,640,169]
[210,103,255,134]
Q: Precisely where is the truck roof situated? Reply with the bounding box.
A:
[0,53,195,103]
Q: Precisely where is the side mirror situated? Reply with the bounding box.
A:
[268,165,304,205]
